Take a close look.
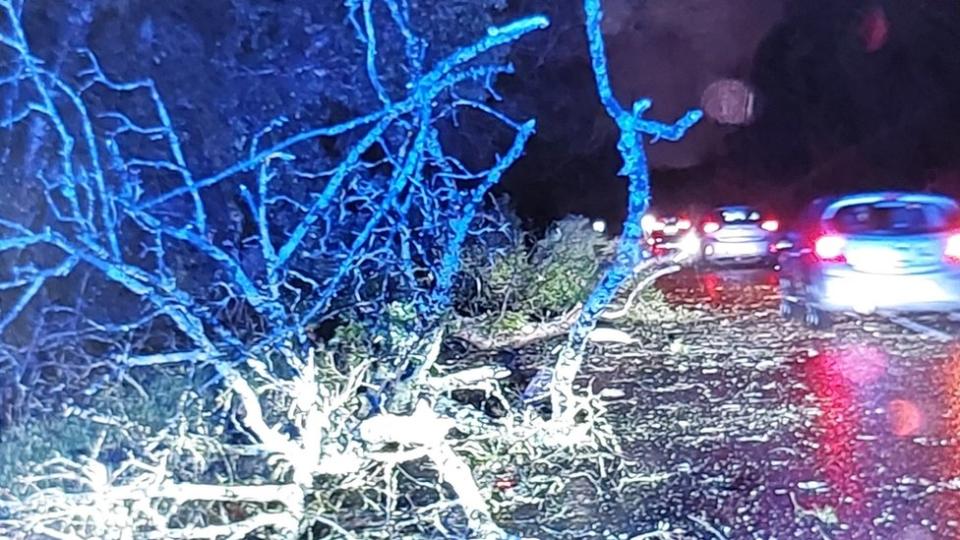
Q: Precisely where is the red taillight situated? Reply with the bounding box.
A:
[677,219,692,230]
[815,235,847,262]
[946,233,960,262]
[761,220,779,232]
[702,221,721,234]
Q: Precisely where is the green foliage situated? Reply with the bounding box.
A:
[330,319,369,355]
[488,310,530,335]
[456,215,613,323]
[326,300,430,404]
[0,370,191,490]
[330,301,420,352]
[532,217,611,314]
[0,415,98,491]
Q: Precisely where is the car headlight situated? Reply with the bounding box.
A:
[678,232,701,255]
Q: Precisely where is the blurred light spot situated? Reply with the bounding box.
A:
[641,214,658,234]
[835,346,887,385]
[701,79,756,125]
[592,219,607,233]
[889,399,924,437]
[860,7,890,53]
[902,524,933,540]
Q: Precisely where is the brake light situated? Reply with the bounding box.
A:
[761,220,779,232]
[946,233,960,262]
[815,235,847,262]
[702,221,721,234]
[677,219,692,230]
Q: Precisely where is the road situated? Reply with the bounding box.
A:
[547,267,960,539]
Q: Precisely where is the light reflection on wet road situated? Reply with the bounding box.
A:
[580,267,960,539]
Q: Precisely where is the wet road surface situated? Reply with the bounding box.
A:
[558,267,960,539]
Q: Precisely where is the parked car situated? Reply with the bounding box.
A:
[642,213,700,257]
[698,205,781,267]
[778,191,960,328]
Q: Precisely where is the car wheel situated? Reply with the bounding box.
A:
[779,298,799,320]
[804,304,832,330]
[778,277,798,321]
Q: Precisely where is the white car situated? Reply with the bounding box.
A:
[698,205,781,267]
[778,191,960,328]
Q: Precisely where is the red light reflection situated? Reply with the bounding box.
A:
[804,350,869,520]
[701,272,721,303]
[939,347,960,497]
[835,345,887,386]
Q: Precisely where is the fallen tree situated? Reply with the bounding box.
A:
[452,253,686,352]
[0,0,564,536]
[1,341,498,538]
[0,0,701,536]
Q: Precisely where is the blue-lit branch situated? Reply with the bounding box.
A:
[133,15,548,212]
[361,0,392,105]
[548,0,702,417]
[299,103,434,324]
[431,119,536,302]
[383,0,425,79]
[0,0,548,387]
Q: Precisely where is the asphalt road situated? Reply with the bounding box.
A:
[552,267,960,539]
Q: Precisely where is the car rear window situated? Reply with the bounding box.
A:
[717,208,762,223]
[831,202,958,235]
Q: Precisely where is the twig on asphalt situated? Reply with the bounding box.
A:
[602,264,683,321]
[688,514,728,540]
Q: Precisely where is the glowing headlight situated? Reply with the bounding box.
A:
[641,214,657,233]
[678,232,701,255]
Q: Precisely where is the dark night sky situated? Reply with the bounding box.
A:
[499,0,960,228]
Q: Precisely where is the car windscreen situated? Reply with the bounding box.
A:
[717,208,761,224]
[830,201,958,235]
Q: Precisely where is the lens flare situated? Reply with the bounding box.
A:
[888,399,924,437]
[835,345,887,385]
